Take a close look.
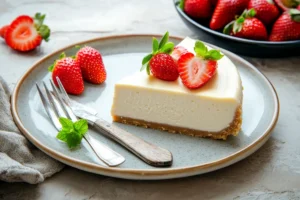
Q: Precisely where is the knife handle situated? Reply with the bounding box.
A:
[93,118,173,167]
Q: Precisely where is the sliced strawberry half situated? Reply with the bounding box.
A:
[171,46,189,62]
[0,25,9,39]
[5,13,50,51]
[178,41,223,89]
[178,53,218,89]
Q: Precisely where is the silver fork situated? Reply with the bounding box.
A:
[55,77,172,167]
[36,82,125,167]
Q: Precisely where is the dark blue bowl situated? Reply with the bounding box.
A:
[173,0,300,58]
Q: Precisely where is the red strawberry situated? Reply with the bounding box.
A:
[0,25,9,39]
[212,0,219,7]
[76,46,107,84]
[141,32,179,81]
[5,13,50,52]
[149,53,179,81]
[181,0,213,19]
[178,41,223,89]
[274,0,299,11]
[171,46,189,61]
[223,9,268,40]
[49,53,84,95]
[269,9,300,41]
[210,0,249,30]
[297,5,300,9]
[248,0,280,25]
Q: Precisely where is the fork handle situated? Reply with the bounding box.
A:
[83,134,125,167]
[93,119,173,167]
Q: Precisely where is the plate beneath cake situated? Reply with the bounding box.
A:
[11,34,279,180]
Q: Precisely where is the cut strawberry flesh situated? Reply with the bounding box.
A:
[5,15,42,51]
[171,46,189,61]
[178,52,217,89]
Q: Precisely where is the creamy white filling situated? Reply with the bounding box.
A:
[111,37,243,132]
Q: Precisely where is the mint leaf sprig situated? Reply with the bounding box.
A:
[56,117,88,149]
[140,31,175,75]
[194,41,223,61]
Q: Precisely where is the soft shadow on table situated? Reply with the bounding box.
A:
[0,137,279,200]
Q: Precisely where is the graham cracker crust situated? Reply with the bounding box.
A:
[112,105,242,140]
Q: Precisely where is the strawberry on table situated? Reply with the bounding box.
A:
[4,13,50,52]
[210,0,249,30]
[178,41,223,89]
[248,0,280,26]
[141,31,179,81]
[180,0,213,19]
[76,46,107,84]
[269,9,300,41]
[49,53,84,95]
[0,25,9,39]
[223,9,268,40]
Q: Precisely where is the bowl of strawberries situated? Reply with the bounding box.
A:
[174,0,300,57]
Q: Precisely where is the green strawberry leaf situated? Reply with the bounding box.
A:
[179,0,185,9]
[205,50,224,60]
[59,52,66,59]
[48,64,55,72]
[223,21,234,35]
[152,37,159,53]
[160,42,174,54]
[233,19,243,34]
[146,62,151,75]
[158,31,169,49]
[38,24,51,42]
[290,9,300,22]
[194,40,224,61]
[248,8,256,18]
[194,41,208,57]
[74,119,88,136]
[141,53,153,66]
[34,12,51,42]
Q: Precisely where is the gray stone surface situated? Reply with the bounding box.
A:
[0,0,300,199]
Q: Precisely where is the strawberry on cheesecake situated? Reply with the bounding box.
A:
[111,32,243,140]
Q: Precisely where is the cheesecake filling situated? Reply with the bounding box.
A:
[111,37,243,136]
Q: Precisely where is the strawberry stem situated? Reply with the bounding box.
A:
[140,31,175,75]
[34,12,50,42]
[290,9,300,22]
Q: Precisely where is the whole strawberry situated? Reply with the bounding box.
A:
[180,0,213,19]
[223,9,268,40]
[210,0,249,30]
[178,41,223,89]
[76,46,107,84]
[269,9,300,41]
[248,0,280,25]
[49,53,84,95]
[141,31,179,81]
[5,13,50,52]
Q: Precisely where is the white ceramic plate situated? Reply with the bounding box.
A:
[12,35,279,180]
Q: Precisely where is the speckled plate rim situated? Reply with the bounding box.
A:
[11,34,280,180]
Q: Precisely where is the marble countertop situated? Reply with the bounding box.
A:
[1,0,300,199]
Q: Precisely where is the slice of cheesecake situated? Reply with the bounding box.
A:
[111,37,243,140]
